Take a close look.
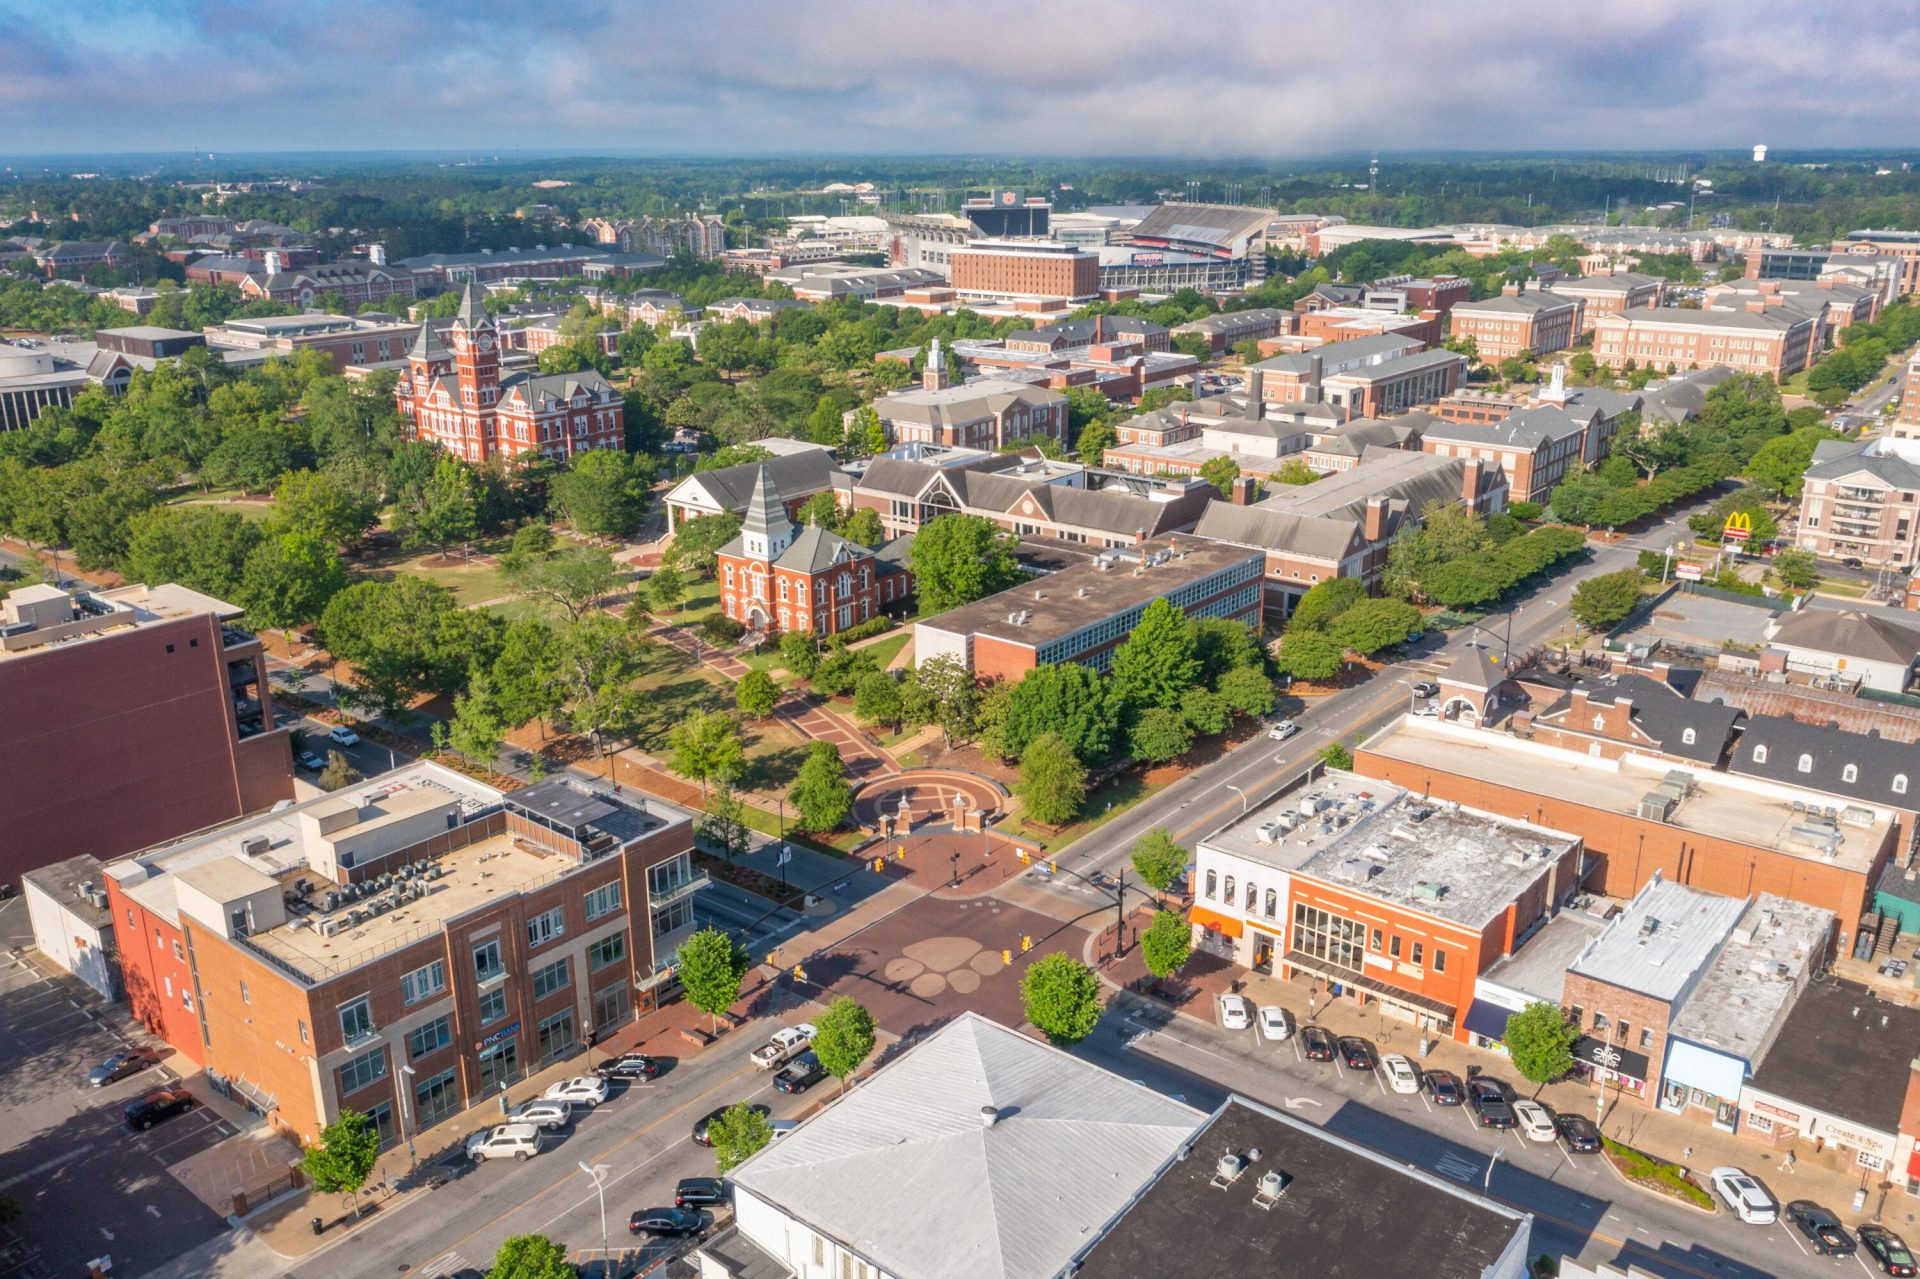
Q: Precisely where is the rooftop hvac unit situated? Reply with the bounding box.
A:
[1256,1169,1290,1198]
[1256,821,1285,844]
[1215,1153,1247,1182]
[239,834,271,857]
[1637,791,1677,823]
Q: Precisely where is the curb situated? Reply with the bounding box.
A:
[1596,1143,1720,1216]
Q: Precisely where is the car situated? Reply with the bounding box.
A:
[691,1103,771,1146]
[124,1086,196,1130]
[327,725,361,747]
[773,1052,827,1094]
[466,1123,544,1162]
[628,1207,708,1238]
[1785,1201,1856,1256]
[1301,1025,1336,1061]
[1467,1078,1517,1129]
[507,1100,574,1131]
[1844,557,1866,570]
[673,1177,729,1209]
[1410,680,1439,698]
[294,750,327,771]
[1267,719,1301,741]
[1709,1167,1777,1225]
[1413,701,1440,717]
[88,1046,161,1087]
[543,1076,611,1107]
[1862,1225,1919,1276]
[594,1053,660,1080]
[1218,994,1253,1030]
[1512,1099,1557,1143]
[1424,1069,1463,1106]
[1337,1037,1377,1072]
[1256,1005,1291,1041]
[749,1023,817,1070]
[1380,1054,1420,1094]
[1555,1113,1601,1152]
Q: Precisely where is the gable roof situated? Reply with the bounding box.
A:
[1768,608,1920,666]
[1422,405,1587,450]
[668,450,848,515]
[1191,503,1361,562]
[1534,672,1744,764]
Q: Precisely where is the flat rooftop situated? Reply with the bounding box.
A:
[1076,1098,1529,1279]
[0,582,245,662]
[1362,717,1892,871]
[1746,978,1920,1134]
[1667,895,1833,1059]
[1478,907,1607,1006]
[1569,876,1747,1003]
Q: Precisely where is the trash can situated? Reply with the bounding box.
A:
[310,1217,323,1236]
[1855,1187,1869,1213]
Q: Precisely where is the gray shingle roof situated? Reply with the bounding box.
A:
[1451,291,1578,316]
[1534,672,1744,764]
[1731,713,1920,809]
[1421,405,1586,449]
[1191,503,1360,561]
[1769,608,1920,666]
[670,450,847,515]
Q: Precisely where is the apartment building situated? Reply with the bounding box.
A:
[947,239,1101,308]
[1592,306,1816,380]
[1169,308,1295,353]
[1447,284,1583,361]
[1548,272,1664,332]
[238,258,418,309]
[1897,356,1920,439]
[1831,230,1920,294]
[1703,276,1881,337]
[0,583,292,891]
[104,768,697,1145]
[1796,436,1920,567]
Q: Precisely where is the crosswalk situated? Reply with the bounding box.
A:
[1434,1152,1483,1183]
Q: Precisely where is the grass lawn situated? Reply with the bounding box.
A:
[167,496,277,521]
[1001,771,1169,853]
[627,645,735,745]
[736,802,863,854]
[394,557,516,608]
[856,633,911,669]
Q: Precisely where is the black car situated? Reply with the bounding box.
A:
[1301,1025,1336,1062]
[1423,1068,1463,1106]
[125,1086,197,1131]
[1466,1078,1517,1129]
[88,1047,161,1087]
[1786,1201,1856,1256]
[628,1207,707,1238]
[674,1177,728,1209]
[1863,1225,1918,1276]
[1844,557,1866,570]
[773,1052,826,1095]
[691,1103,770,1147]
[1336,1036,1377,1072]
[1554,1113,1601,1153]
[595,1053,660,1080]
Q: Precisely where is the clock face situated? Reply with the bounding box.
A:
[476,331,494,352]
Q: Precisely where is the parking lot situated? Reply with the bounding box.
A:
[0,955,233,1279]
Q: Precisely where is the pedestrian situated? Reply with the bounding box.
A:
[1683,1145,1692,1164]
[1785,1151,1797,1173]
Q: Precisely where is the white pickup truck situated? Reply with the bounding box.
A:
[749,1023,816,1070]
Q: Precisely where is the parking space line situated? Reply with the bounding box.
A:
[1782,1226,1809,1257]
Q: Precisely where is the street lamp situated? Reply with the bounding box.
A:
[1485,1144,1503,1191]
[1398,677,1421,712]
[578,1162,609,1279]
[1660,542,1676,585]
[398,1064,418,1175]
[1225,783,1249,817]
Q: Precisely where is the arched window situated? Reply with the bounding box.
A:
[1223,876,1235,906]
[1245,882,1257,911]
[1264,889,1278,919]
[1896,775,1909,795]
[1798,754,1813,774]
[1204,870,1217,901]
[1752,745,1768,764]
[1843,764,1859,783]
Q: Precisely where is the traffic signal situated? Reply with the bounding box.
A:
[1047,860,1056,874]
[1019,850,1030,864]
[793,964,807,982]
[1001,949,1011,965]
[873,857,885,873]
[1020,934,1032,953]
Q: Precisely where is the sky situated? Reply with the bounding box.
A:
[4,0,1920,158]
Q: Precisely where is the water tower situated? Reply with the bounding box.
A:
[1752,144,1768,163]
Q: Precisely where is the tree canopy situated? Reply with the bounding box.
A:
[907,514,1023,614]
[1020,952,1103,1046]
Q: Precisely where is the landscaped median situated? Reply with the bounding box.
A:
[1600,1135,1717,1211]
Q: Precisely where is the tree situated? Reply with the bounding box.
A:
[487,1235,577,1279]
[448,671,507,766]
[1288,577,1366,631]
[985,662,1121,762]
[511,545,623,621]
[790,741,853,832]
[502,521,557,574]
[811,644,881,698]
[645,562,686,613]
[1016,732,1087,825]
[490,617,563,738]
[1327,597,1421,656]
[1198,454,1244,499]
[853,670,903,731]
[1110,597,1200,711]
[320,577,493,720]
[1568,568,1647,631]
[550,449,653,538]
[1745,426,1841,500]
[907,514,1022,614]
[1172,331,1214,361]
[1215,665,1277,719]
[1317,743,1354,770]
[300,1109,380,1218]
[669,709,744,800]
[736,668,780,719]
[1772,547,1819,591]
[1130,828,1187,899]
[1274,628,1344,682]
[698,779,752,861]
[1020,952,1102,1046]
[1504,1001,1578,1088]
[811,996,876,1095]
[1141,909,1192,981]
[666,512,741,578]
[1075,416,1117,467]
[778,630,820,679]
[841,506,885,547]
[237,530,345,635]
[404,455,482,556]
[798,490,842,530]
[120,507,265,600]
[1271,458,1319,486]
[1179,686,1231,736]
[840,405,889,459]
[271,468,377,548]
[678,926,751,1033]
[1190,617,1263,685]
[912,654,980,747]
[709,1102,774,1174]
[549,612,647,762]
[1129,705,1194,763]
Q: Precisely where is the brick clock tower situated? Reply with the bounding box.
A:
[449,281,500,412]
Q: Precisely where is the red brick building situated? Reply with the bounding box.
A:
[238,258,418,308]
[394,281,624,465]
[948,240,1101,308]
[716,466,912,636]
[1448,284,1583,361]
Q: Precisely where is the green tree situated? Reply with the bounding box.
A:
[1317,742,1353,771]
[645,563,687,613]
[669,709,744,800]
[1271,458,1318,486]
[907,514,1022,613]
[317,749,362,791]
[403,455,482,556]
[1215,665,1277,719]
[811,644,881,698]
[1075,417,1117,467]
[1568,568,1647,631]
[1198,454,1244,499]
[709,1101,774,1174]
[678,926,751,1033]
[778,630,820,679]
[500,521,556,575]
[698,779,752,861]
[1179,686,1231,736]
[852,670,903,731]
[790,741,853,832]
[121,506,265,600]
[271,468,377,548]
[490,617,563,739]
[1191,617,1264,684]
[511,545,623,622]
[1288,577,1366,631]
[911,655,980,747]
[736,668,780,719]
[666,512,741,578]
[487,1235,577,1279]
[301,1109,380,1217]
[840,405,889,459]
[841,506,885,547]
[811,996,877,1095]
[550,449,653,538]
[448,672,507,766]
[1504,1001,1578,1088]
[1744,427,1841,500]
[549,611,648,762]
[984,662,1121,762]
[1326,597,1421,655]
[1129,828,1188,898]
[1141,909,1193,981]
[1172,331,1214,361]
[1274,628,1344,681]
[320,577,494,720]
[1020,952,1103,1046]
[1129,705,1194,763]
[1110,597,1200,711]
[1015,731,1087,825]
[1772,547,1819,591]
[798,490,842,530]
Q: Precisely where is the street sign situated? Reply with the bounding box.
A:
[1723,511,1753,542]
[1676,562,1703,582]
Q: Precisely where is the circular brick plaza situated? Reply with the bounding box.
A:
[851,769,1007,834]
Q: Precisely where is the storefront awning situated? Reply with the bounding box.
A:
[1284,950,1456,1021]
[1572,1035,1650,1081]
[1664,1038,1748,1101]
[1462,999,1513,1041]
[1190,905,1243,938]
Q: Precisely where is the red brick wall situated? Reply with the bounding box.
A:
[1560,972,1671,1103]
[104,876,205,1066]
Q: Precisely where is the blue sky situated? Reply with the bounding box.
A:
[3,0,1918,156]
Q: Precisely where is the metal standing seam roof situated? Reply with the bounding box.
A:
[730,1013,1202,1279]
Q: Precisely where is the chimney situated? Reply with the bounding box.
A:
[1502,281,1522,297]
[1363,495,1389,541]
[1745,300,1768,314]
[1569,688,1589,720]
[1460,457,1485,504]
[1231,475,1258,506]
[1304,353,1324,404]
[1247,365,1265,410]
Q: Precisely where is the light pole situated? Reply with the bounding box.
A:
[578,1162,609,1279]
[1398,678,1420,712]
[398,1064,418,1175]
[1485,1144,1503,1191]
[1660,542,1675,585]
[1225,783,1249,817]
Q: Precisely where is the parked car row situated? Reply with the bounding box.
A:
[467,1071,628,1162]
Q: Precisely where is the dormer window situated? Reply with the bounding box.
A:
[1797,754,1813,774]
[1895,775,1908,795]
[1681,728,1697,746]
[1843,764,1858,783]
[1752,745,1768,764]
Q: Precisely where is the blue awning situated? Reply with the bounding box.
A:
[1664,1038,1747,1100]
[1463,999,1512,1041]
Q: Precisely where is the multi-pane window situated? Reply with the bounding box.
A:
[1291,904,1364,973]
[479,986,508,1025]
[415,1068,459,1128]
[402,960,446,1005]
[589,932,627,972]
[584,882,621,922]
[473,939,504,984]
[652,897,692,938]
[532,958,571,1000]
[408,1016,451,1060]
[527,907,566,949]
[338,996,374,1044]
[340,1044,388,1094]
[537,1010,576,1063]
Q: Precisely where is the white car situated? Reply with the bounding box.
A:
[749,1023,817,1070]
[1256,1005,1292,1041]
[542,1076,610,1107]
[466,1123,543,1162]
[1218,993,1252,1030]
[1414,701,1440,717]
[1512,1099,1557,1142]
[1709,1167,1777,1224]
[327,725,361,747]
[508,1100,574,1131]
[1381,1054,1420,1095]
[1268,720,1301,741]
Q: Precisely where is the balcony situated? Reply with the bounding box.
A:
[648,869,710,907]
[1836,488,1885,504]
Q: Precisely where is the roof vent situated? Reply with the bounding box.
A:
[1213,1153,1248,1185]
[980,1105,1000,1129]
